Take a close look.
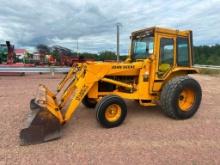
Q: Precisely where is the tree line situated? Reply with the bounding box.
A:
[194,44,220,65]
[35,44,125,62]
[35,44,220,65]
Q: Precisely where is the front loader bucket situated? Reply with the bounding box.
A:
[20,108,61,145]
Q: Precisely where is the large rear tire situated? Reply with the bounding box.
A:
[96,95,127,128]
[160,76,202,119]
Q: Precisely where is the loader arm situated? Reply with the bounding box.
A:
[37,63,107,123]
[20,63,111,145]
[56,64,80,92]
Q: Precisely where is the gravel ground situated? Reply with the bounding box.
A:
[0,74,219,165]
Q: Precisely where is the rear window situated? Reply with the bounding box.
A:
[177,37,189,66]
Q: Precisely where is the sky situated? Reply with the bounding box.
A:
[0,0,220,54]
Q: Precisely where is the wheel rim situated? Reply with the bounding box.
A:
[178,88,195,111]
[105,104,122,122]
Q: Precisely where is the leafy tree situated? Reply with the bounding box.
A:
[36,44,50,62]
[98,51,117,61]
[51,49,61,63]
[80,52,98,60]
[26,52,33,59]
[120,55,128,61]
[194,44,220,65]
[36,44,50,55]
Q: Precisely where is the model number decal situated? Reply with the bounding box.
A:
[112,65,135,69]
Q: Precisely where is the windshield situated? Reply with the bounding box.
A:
[132,36,154,60]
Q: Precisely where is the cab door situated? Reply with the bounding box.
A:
[151,34,176,92]
[157,36,176,78]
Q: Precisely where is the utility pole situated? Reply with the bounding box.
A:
[76,39,79,57]
[116,23,122,62]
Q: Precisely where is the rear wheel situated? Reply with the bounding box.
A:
[96,95,127,128]
[82,95,97,108]
[160,76,202,119]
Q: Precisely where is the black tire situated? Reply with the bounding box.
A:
[160,76,202,119]
[96,95,127,128]
[82,95,97,108]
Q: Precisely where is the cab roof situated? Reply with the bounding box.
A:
[131,27,191,37]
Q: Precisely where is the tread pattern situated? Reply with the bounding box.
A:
[95,95,127,128]
[96,95,117,121]
[160,76,202,119]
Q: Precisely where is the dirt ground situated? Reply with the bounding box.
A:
[0,73,219,165]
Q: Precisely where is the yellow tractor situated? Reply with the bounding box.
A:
[20,27,202,145]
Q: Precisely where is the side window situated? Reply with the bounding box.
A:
[159,38,174,73]
[177,37,189,66]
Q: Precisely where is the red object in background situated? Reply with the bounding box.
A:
[60,54,94,66]
[6,41,15,64]
[48,55,56,65]
[14,49,27,54]
[0,41,34,76]
[0,63,35,67]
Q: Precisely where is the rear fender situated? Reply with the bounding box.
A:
[153,68,199,92]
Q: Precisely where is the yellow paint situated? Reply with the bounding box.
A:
[87,82,98,98]
[105,104,122,122]
[178,88,195,111]
[32,27,198,124]
[101,78,133,89]
[56,66,77,92]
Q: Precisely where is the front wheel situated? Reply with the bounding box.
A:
[96,95,127,128]
[160,76,202,119]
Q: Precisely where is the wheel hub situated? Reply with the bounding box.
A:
[178,88,195,111]
[105,104,122,122]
